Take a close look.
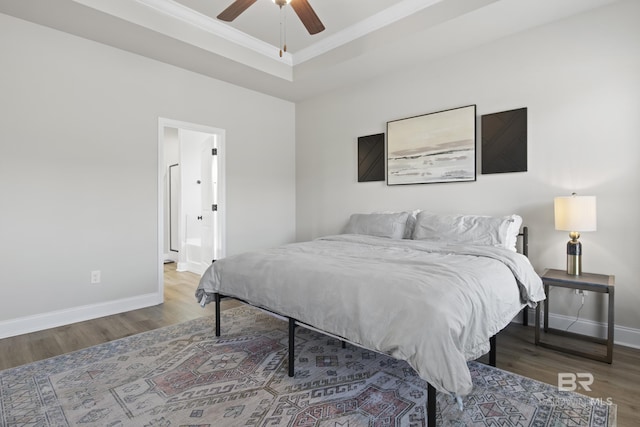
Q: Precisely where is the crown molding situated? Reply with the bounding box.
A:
[293,0,443,65]
[135,0,293,65]
[79,0,444,69]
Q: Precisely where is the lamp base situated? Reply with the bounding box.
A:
[566,239,582,276]
[567,254,582,275]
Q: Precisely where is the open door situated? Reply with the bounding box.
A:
[200,136,217,267]
[159,118,226,292]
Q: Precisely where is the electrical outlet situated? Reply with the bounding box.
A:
[91,270,101,284]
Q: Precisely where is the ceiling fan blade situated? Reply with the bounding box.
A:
[290,0,325,35]
[217,0,257,22]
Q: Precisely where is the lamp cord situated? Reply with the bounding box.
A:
[565,293,585,332]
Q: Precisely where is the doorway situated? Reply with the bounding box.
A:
[158,118,226,295]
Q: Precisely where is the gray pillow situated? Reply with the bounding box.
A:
[343,212,410,239]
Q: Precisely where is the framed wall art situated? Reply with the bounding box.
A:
[387,105,476,185]
[357,133,385,182]
[481,107,527,174]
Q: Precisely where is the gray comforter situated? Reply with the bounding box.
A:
[196,234,545,396]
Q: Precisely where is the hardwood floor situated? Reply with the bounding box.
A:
[0,263,239,371]
[0,263,637,425]
[492,325,639,426]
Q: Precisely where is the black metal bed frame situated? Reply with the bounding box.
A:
[212,227,528,427]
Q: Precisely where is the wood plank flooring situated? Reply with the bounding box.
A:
[0,263,239,371]
[0,263,637,425]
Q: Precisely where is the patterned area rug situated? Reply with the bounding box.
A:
[0,305,616,426]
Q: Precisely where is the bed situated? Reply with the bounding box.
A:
[195,211,545,426]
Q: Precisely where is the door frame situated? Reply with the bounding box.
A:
[157,118,226,296]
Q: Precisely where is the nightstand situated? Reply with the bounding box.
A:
[535,268,614,363]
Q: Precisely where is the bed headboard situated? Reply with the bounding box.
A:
[518,226,529,257]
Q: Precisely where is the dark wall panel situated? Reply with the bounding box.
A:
[358,133,385,182]
[481,108,527,174]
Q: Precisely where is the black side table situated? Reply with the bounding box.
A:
[535,268,614,363]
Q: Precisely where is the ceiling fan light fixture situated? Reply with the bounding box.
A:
[272,0,292,6]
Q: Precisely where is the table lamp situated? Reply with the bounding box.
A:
[554,193,597,275]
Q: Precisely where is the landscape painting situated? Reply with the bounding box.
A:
[387,105,476,185]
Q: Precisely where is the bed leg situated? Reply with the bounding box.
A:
[288,318,295,377]
[341,340,346,349]
[214,293,221,337]
[489,335,496,367]
[427,382,436,427]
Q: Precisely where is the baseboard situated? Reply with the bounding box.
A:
[514,308,640,350]
[176,261,206,275]
[163,252,178,263]
[0,292,163,340]
[186,260,207,275]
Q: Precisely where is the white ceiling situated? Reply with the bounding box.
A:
[0,0,617,101]
[174,0,408,53]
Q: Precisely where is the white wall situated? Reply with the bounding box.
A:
[0,13,296,336]
[296,1,640,339]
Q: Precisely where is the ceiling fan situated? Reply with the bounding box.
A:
[217,0,325,35]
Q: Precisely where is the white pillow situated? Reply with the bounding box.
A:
[374,209,421,239]
[504,214,523,251]
[412,212,523,251]
[343,212,410,239]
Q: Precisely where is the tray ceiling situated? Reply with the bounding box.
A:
[0,0,618,101]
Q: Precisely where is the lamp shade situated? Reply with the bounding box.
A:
[554,195,597,232]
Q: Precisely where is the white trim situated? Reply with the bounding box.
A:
[116,0,444,66]
[0,293,162,340]
[293,0,443,65]
[615,324,640,350]
[514,308,640,350]
[186,260,208,276]
[134,0,292,65]
[216,132,227,262]
[163,252,178,263]
[158,119,166,300]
